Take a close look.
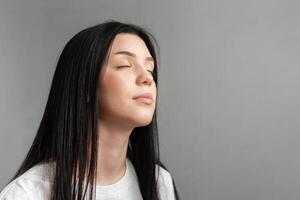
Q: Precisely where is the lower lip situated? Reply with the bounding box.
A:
[134,97,153,104]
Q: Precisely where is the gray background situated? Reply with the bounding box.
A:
[1,0,300,199]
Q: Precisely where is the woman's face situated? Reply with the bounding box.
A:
[98,33,157,129]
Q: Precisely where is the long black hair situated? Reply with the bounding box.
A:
[6,20,179,200]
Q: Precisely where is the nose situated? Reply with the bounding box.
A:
[136,68,154,86]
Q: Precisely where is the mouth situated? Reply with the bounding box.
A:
[132,93,154,105]
[133,97,153,104]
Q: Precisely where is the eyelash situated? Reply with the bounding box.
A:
[117,65,154,76]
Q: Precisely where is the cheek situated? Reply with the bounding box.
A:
[100,72,131,101]
[153,82,157,96]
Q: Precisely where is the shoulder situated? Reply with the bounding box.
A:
[0,162,55,200]
[155,164,176,200]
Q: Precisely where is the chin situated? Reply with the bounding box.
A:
[132,116,153,127]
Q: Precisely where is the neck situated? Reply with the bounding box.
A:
[95,118,133,185]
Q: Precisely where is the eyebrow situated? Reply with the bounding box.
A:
[113,50,154,62]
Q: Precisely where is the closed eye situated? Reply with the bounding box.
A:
[116,65,131,68]
[147,70,154,75]
[117,65,154,76]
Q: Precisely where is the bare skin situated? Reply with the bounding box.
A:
[95,33,157,185]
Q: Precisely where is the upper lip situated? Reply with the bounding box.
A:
[133,93,153,100]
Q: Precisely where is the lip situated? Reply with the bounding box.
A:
[133,93,153,100]
[133,93,154,104]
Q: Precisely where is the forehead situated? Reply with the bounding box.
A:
[109,33,151,57]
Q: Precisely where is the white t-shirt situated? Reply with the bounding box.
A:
[0,158,175,200]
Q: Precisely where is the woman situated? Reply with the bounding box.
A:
[0,21,179,200]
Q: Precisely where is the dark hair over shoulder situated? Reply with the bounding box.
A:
[5,20,180,200]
